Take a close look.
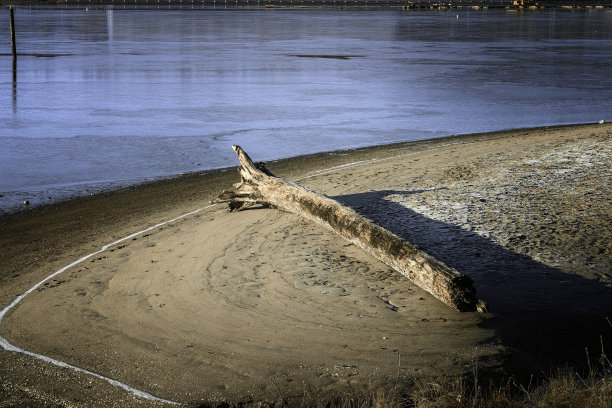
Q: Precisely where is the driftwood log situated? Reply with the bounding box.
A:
[216,145,486,312]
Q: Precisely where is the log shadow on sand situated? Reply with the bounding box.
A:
[333,189,612,377]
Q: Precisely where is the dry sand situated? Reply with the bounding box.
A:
[1,123,611,407]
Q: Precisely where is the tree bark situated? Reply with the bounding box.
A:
[215,145,486,313]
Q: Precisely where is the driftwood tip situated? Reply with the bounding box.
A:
[231,145,256,170]
[230,145,276,178]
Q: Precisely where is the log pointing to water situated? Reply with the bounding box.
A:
[216,145,486,312]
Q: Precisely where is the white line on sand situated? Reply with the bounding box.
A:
[0,207,212,406]
[294,141,459,182]
[0,145,440,404]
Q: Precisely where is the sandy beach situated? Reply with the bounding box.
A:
[1,123,611,407]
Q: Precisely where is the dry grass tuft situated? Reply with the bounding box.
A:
[203,361,611,408]
[405,369,611,408]
[406,325,612,408]
[536,367,612,408]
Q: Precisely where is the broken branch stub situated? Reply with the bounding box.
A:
[215,145,485,312]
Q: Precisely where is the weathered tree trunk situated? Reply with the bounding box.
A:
[216,145,485,312]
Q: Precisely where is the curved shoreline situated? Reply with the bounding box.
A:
[0,123,610,406]
[0,122,601,220]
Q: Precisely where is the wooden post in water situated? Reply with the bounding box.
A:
[9,6,17,112]
[9,6,16,63]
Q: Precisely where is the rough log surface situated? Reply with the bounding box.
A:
[216,145,485,312]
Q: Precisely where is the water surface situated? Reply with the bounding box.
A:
[1,7,611,212]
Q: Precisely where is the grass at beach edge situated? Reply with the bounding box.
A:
[196,321,612,408]
[195,363,612,408]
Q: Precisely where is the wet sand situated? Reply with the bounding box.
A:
[1,123,611,406]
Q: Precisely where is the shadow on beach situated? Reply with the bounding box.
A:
[334,189,612,377]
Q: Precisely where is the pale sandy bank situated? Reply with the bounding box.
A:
[1,123,611,407]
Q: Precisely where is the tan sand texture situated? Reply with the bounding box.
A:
[0,123,611,406]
